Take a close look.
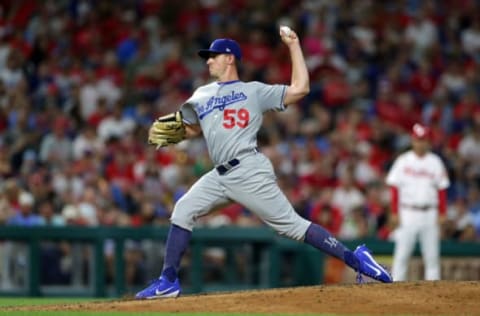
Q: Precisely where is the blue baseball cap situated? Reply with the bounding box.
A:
[198,38,242,60]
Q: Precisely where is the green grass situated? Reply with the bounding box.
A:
[0,312,327,316]
[0,297,99,307]
[0,311,316,316]
[0,297,337,315]
[3,313,229,316]
[4,313,320,316]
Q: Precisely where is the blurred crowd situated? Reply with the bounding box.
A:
[0,0,480,264]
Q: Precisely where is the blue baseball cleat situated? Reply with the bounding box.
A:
[135,276,181,299]
[354,244,393,283]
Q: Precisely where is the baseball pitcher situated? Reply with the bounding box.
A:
[136,26,392,299]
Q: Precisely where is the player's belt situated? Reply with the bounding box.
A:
[401,204,434,211]
[216,158,240,175]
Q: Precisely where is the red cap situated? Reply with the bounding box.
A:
[411,123,431,140]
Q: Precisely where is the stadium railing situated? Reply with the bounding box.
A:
[0,226,478,297]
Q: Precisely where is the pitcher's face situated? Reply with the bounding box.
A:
[206,53,234,80]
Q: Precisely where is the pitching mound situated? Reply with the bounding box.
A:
[8,281,480,315]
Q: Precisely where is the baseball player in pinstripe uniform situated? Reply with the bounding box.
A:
[136,26,392,299]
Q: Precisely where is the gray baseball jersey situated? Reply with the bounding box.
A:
[171,80,311,240]
[181,80,284,164]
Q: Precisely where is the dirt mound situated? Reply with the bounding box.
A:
[8,281,479,315]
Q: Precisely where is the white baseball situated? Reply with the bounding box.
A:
[280,25,293,36]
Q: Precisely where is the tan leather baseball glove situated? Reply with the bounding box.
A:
[148,111,186,148]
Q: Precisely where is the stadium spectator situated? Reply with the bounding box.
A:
[444,197,476,241]
[332,170,365,218]
[39,116,73,166]
[309,189,343,236]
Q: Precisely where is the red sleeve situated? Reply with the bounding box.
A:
[438,189,447,216]
[390,186,399,215]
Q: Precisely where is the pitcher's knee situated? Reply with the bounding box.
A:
[170,209,194,231]
[276,221,310,241]
[170,199,197,231]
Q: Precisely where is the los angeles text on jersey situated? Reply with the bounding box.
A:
[196,91,248,119]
